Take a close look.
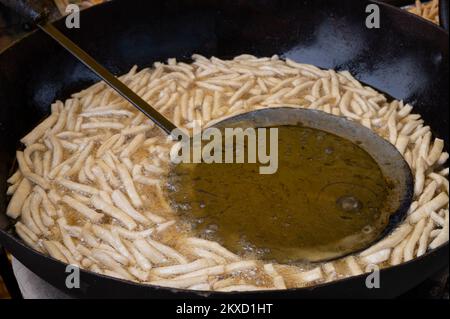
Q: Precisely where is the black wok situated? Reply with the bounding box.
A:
[0,0,448,298]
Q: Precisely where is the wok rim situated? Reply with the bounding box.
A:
[0,0,448,57]
[2,230,448,297]
[376,0,449,34]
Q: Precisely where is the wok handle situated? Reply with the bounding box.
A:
[439,0,449,31]
[0,0,53,24]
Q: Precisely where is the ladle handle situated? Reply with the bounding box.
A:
[1,0,180,138]
[39,23,180,137]
[0,0,53,24]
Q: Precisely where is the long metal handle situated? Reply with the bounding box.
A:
[1,0,179,136]
[439,0,449,31]
[40,23,178,136]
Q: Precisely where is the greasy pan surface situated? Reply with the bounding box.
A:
[0,0,448,298]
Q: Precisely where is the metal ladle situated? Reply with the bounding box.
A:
[210,107,414,261]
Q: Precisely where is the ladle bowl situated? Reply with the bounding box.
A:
[168,107,414,262]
